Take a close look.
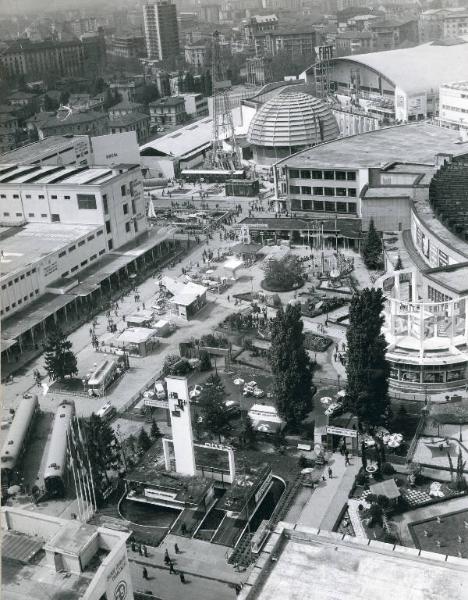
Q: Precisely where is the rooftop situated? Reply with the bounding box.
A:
[116,326,157,344]
[243,524,468,600]
[319,38,468,95]
[109,112,150,126]
[0,223,99,278]
[0,135,89,165]
[424,261,468,295]
[276,123,468,169]
[34,109,108,129]
[149,96,186,107]
[140,116,214,158]
[0,163,133,186]
[442,80,468,91]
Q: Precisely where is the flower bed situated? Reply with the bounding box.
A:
[303,332,333,352]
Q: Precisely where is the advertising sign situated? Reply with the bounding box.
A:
[91,132,140,166]
[326,425,357,438]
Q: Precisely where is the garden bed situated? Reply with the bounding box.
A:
[261,278,305,293]
[303,332,333,353]
[409,507,468,557]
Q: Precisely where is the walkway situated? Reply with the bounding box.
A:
[285,453,361,531]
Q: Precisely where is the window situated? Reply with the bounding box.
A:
[301,186,311,195]
[300,170,311,179]
[35,289,39,294]
[302,199,312,210]
[13,194,19,199]
[64,195,70,200]
[121,184,127,196]
[77,194,97,210]
[123,203,129,215]
[290,198,301,211]
[96,229,104,236]
[337,202,347,213]
[105,221,111,234]
[102,194,108,214]
[324,171,334,180]
[16,212,22,217]
[335,171,346,180]
[26,194,31,199]
[20,274,24,280]
[290,185,300,194]
[289,169,299,178]
[78,240,85,247]
[0,194,5,198]
[314,200,324,211]
[324,187,335,196]
[347,203,356,213]
[28,212,35,217]
[51,214,60,222]
[108,239,113,250]
[99,249,105,255]
[347,172,356,181]
[69,245,76,252]
[14,277,18,283]
[61,271,69,278]
[125,222,131,232]
[134,220,138,233]
[90,254,97,261]
[347,188,357,197]
[336,188,347,197]
[51,195,57,199]
[313,187,323,195]
[30,292,34,298]
[87,235,95,241]
[131,199,136,214]
[39,194,44,199]
[41,213,47,218]
[8,281,12,286]
[325,201,335,212]
[80,260,88,267]
[3,212,9,216]
[71,265,79,272]
[23,295,27,301]
[312,170,322,179]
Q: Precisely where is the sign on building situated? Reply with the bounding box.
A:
[326,425,357,438]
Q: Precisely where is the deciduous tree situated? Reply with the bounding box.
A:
[269,304,313,428]
[199,382,229,441]
[345,288,391,426]
[362,219,383,270]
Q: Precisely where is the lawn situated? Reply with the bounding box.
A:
[409,508,468,557]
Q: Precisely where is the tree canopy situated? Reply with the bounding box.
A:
[199,373,229,441]
[269,304,313,428]
[44,328,78,381]
[362,219,383,270]
[262,255,304,291]
[345,288,391,426]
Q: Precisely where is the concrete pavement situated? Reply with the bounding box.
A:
[286,453,361,531]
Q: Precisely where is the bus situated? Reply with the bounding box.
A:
[87,358,123,397]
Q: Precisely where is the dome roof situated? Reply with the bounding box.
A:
[247,91,339,148]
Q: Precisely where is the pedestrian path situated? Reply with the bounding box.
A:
[128,534,248,586]
[293,453,361,531]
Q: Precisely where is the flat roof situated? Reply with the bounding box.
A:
[0,222,99,278]
[442,81,468,91]
[424,262,468,295]
[276,123,468,169]
[247,524,468,600]
[117,326,157,344]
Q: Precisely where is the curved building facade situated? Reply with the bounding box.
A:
[246,91,339,166]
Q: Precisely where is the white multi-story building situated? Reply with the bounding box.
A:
[180,93,209,117]
[439,81,468,131]
[2,506,134,600]
[0,163,146,250]
[0,163,146,319]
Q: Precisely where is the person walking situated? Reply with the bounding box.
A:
[169,560,175,574]
[142,545,147,557]
[164,549,170,564]
[142,567,149,580]
[345,455,351,466]
[174,543,180,554]
[179,572,186,584]
[328,467,333,479]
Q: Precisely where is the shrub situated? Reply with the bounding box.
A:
[356,471,367,486]
[298,454,308,468]
[382,462,396,475]
[199,351,211,371]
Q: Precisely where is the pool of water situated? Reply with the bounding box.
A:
[120,498,180,529]
[249,477,285,533]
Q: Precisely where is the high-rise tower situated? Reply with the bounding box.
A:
[143,1,180,62]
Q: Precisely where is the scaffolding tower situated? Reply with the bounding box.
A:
[206,31,242,171]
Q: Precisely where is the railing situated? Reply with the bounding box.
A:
[406,413,426,464]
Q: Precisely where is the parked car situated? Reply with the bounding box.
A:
[253,388,265,398]
[154,382,166,400]
[224,400,240,418]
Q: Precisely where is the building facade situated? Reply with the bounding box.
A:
[148,96,187,126]
[0,38,85,79]
[106,35,146,60]
[180,93,209,117]
[438,81,468,131]
[143,0,180,61]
